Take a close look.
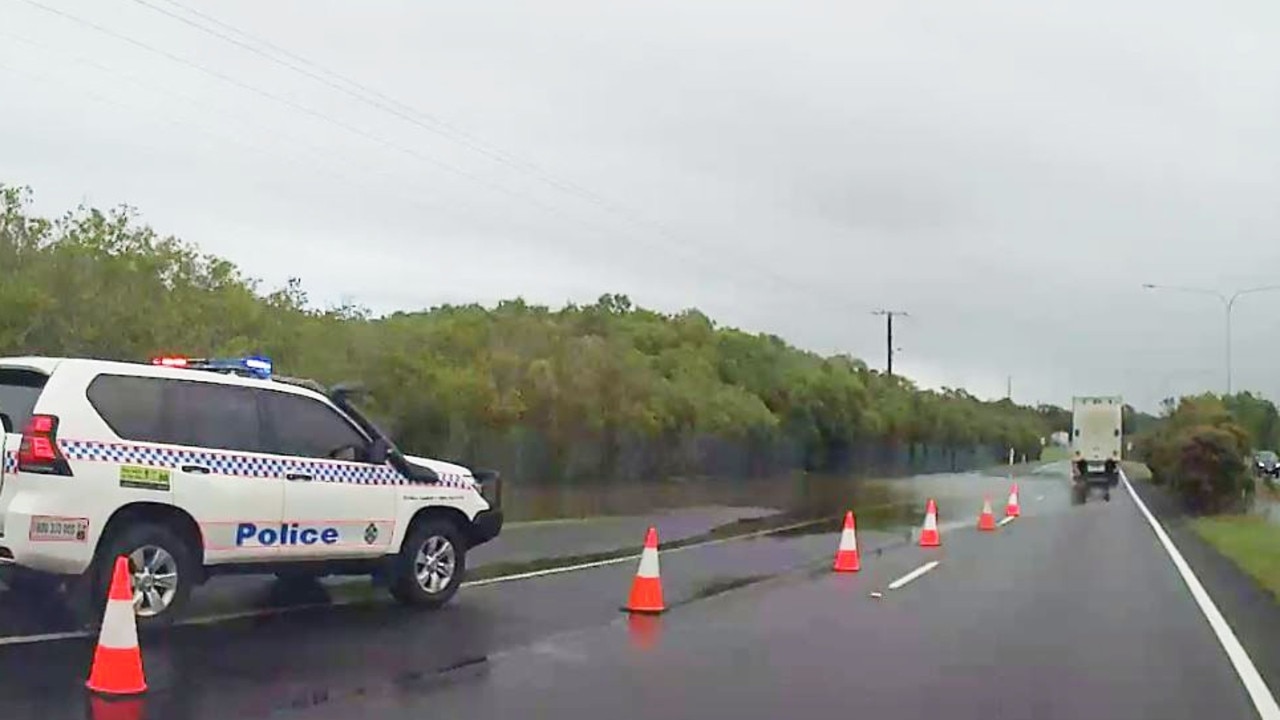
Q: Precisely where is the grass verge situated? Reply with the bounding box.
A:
[1040,446,1071,462]
[1192,514,1280,598]
[1121,461,1152,481]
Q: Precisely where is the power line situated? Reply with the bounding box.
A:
[141,0,695,238]
[122,0,859,308]
[0,30,512,236]
[16,0,908,360]
[25,0,834,309]
[17,0,646,245]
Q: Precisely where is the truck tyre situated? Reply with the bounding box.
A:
[91,523,197,629]
[389,518,466,609]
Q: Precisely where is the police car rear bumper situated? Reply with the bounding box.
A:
[470,509,503,546]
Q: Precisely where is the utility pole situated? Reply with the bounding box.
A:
[1007,376,1012,400]
[871,309,909,376]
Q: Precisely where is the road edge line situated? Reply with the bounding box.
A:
[887,560,940,591]
[1122,470,1280,720]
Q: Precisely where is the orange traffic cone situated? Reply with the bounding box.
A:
[919,499,941,547]
[1005,482,1021,518]
[623,527,665,614]
[978,497,997,531]
[86,557,147,696]
[833,511,861,572]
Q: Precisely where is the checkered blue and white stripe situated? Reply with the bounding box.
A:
[53,440,475,489]
[1,451,15,474]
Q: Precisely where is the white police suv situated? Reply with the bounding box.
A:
[0,354,503,626]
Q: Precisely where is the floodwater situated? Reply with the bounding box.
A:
[501,467,1029,526]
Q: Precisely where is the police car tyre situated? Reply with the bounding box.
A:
[95,523,196,625]
[390,518,465,608]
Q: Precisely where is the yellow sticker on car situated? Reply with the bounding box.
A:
[119,465,171,491]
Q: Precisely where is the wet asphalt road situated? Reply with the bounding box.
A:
[1,467,1258,720]
[0,504,776,638]
[298,471,1261,720]
[0,507,916,719]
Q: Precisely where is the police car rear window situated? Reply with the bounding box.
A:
[0,368,48,432]
[86,375,169,443]
[87,374,265,453]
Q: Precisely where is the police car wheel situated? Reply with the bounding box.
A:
[390,519,465,608]
[96,523,196,626]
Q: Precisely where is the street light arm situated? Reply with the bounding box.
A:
[1142,283,1229,304]
[1230,285,1280,303]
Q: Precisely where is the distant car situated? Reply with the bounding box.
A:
[1255,451,1280,479]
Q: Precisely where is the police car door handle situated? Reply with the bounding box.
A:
[286,473,313,482]
[180,464,211,474]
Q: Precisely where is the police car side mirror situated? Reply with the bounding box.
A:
[368,437,390,465]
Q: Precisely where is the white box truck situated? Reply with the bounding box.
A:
[1071,395,1123,500]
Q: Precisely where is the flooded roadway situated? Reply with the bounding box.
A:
[0,466,1065,719]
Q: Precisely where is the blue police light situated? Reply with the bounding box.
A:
[240,355,273,378]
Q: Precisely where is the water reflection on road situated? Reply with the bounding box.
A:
[504,467,1040,525]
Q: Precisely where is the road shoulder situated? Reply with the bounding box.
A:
[1129,477,1280,703]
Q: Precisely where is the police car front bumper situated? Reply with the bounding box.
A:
[470,509,503,546]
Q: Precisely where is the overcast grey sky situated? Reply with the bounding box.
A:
[3,0,1279,411]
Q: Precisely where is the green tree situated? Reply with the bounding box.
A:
[0,184,1063,483]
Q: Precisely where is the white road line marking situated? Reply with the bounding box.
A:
[1035,495,1045,501]
[463,555,636,587]
[0,630,89,647]
[998,516,1015,527]
[1122,471,1280,720]
[887,560,940,591]
[0,516,832,647]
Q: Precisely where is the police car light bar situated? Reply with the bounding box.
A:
[149,355,273,379]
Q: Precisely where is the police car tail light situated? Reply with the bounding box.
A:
[151,356,189,368]
[17,414,72,476]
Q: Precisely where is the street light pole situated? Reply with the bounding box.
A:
[1142,283,1280,395]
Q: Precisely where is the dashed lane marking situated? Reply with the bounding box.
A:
[887,561,940,591]
[998,516,1015,527]
[1122,471,1280,720]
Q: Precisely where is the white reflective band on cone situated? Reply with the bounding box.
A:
[838,527,857,551]
[922,513,938,532]
[99,600,139,650]
[635,547,660,579]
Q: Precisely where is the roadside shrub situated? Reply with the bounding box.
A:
[1136,395,1253,511]
[1169,424,1252,514]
